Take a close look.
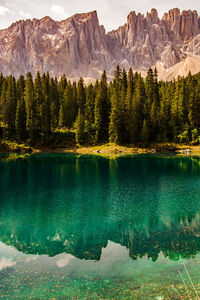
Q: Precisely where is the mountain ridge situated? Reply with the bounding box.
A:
[1,8,200,80]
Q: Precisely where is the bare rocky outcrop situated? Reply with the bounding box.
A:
[162,8,199,40]
[0,8,200,80]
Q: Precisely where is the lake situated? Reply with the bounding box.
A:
[0,153,200,299]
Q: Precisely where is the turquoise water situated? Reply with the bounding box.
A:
[0,154,200,299]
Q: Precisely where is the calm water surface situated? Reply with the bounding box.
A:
[0,154,200,299]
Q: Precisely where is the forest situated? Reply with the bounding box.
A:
[0,66,200,148]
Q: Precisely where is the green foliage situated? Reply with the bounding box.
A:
[4,76,17,135]
[177,124,190,144]
[85,84,95,143]
[94,71,109,144]
[76,109,85,145]
[15,98,27,141]
[24,72,36,141]
[0,68,200,147]
[141,119,149,145]
[129,75,145,144]
[59,81,76,130]
[109,88,121,143]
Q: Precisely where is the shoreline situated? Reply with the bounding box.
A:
[2,142,200,158]
[32,143,200,157]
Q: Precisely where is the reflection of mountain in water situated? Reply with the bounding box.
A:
[0,154,200,261]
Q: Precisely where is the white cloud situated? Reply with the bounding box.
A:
[50,4,66,17]
[0,258,16,271]
[1,0,200,31]
[26,255,38,262]
[19,10,32,19]
[56,254,74,267]
[0,5,10,16]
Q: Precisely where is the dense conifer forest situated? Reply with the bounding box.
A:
[0,66,200,148]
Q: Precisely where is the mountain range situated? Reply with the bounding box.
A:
[1,8,200,80]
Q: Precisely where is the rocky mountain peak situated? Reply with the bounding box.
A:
[162,8,199,40]
[146,8,159,25]
[0,8,200,81]
[66,10,98,26]
[40,16,54,24]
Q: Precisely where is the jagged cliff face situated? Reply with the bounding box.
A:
[109,8,200,72]
[0,11,111,79]
[0,8,200,80]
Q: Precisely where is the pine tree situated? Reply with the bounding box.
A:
[141,119,149,145]
[62,81,75,130]
[145,68,155,109]
[85,83,95,143]
[0,73,4,96]
[113,65,122,89]
[94,71,110,143]
[15,98,26,141]
[126,69,137,142]
[24,72,36,142]
[72,81,78,119]
[76,109,85,145]
[171,78,181,140]
[159,83,172,141]
[125,68,134,114]
[120,69,128,142]
[16,75,25,100]
[34,71,43,136]
[58,74,67,101]
[178,79,188,125]
[110,66,129,144]
[130,75,145,144]
[109,88,121,143]
[1,79,8,140]
[59,104,65,128]
[189,79,200,128]
[49,78,59,130]
[77,77,86,113]
[4,76,17,136]
[41,73,51,139]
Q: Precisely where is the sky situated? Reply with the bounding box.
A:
[0,0,200,32]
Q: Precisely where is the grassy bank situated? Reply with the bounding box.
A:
[1,139,200,158]
[33,143,200,158]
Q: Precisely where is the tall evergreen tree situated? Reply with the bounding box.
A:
[189,79,200,128]
[16,75,25,100]
[4,76,17,135]
[34,71,43,136]
[49,78,59,130]
[94,71,110,143]
[60,81,75,130]
[24,72,36,141]
[130,75,145,144]
[41,73,51,139]
[15,98,26,141]
[109,88,122,144]
[77,77,86,113]
[76,108,85,145]
[171,78,181,139]
[113,65,122,89]
[85,83,95,143]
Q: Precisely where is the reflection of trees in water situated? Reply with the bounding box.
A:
[0,154,200,261]
[112,214,200,262]
[0,212,200,262]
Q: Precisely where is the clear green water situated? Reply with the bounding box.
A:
[0,154,200,299]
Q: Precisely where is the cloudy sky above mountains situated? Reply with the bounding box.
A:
[0,0,200,31]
